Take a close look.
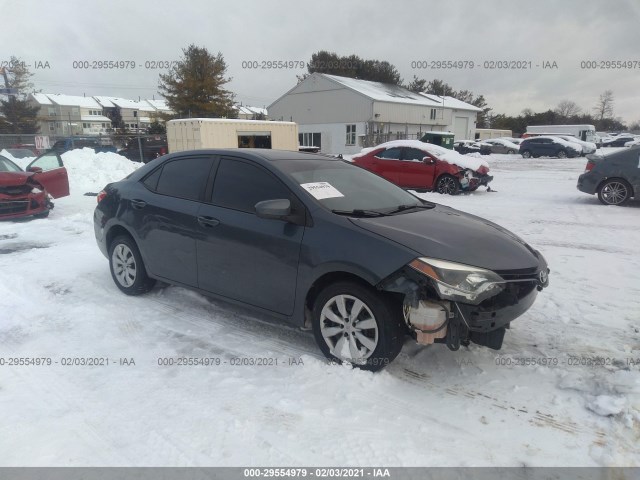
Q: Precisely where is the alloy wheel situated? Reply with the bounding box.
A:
[437,176,457,194]
[601,181,629,205]
[320,294,379,364]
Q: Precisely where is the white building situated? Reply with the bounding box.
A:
[31,93,112,136]
[235,105,268,120]
[268,73,481,155]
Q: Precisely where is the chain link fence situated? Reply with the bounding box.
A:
[0,133,167,163]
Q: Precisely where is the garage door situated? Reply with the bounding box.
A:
[454,117,468,141]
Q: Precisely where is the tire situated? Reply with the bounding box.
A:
[557,150,567,158]
[597,178,633,206]
[33,210,50,219]
[507,149,516,154]
[435,174,460,195]
[312,281,405,372]
[521,150,532,159]
[108,235,156,295]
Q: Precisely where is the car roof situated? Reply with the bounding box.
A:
[166,148,340,162]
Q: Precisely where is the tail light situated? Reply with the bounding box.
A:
[96,190,107,203]
[159,147,167,155]
[584,160,596,173]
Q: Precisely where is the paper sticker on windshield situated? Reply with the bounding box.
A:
[301,182,344,199]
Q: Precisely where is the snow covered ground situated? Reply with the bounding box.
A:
[0,150,638,467]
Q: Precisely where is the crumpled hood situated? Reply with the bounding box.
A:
[350,205,542,272]
[0,171,33,187]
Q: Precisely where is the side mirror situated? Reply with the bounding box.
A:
[255,199,291,220]
[423,157,434,164]
[27,166,43,173]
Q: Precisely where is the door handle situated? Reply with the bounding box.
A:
[131,199,147,209]
[197,216,220,228]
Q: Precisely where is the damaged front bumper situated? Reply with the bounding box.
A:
[380,262,549,351]
[459,170,493,191]
[0,189,52,220]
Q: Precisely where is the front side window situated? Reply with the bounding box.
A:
[346,124,356,145]
[28,151,62,171]
[404,148,428,162]
[212,159,292,213]
[154,156,213,201]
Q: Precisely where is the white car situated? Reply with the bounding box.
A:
[555,135,597,155]
[483,138,520,154]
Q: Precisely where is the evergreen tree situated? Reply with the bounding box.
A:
[106,106,125,133]
[159,45,237,118]
[301,51,402,85]
[0,56,39,134]
[147,120,166,134]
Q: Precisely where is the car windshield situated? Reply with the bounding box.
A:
[279,159,428,213]
[0,155,23,172]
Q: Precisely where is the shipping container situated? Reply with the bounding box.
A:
[167,118,299,153]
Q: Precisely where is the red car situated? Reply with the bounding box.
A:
[351,140,493,194]
[0,151,70,220]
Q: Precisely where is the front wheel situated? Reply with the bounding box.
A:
[507,149,516,154]
[521,150,531,158]
[557,150,567,158]
[435,174,460,195]
[312,281,405,371]
[109,235,156,295]
[597,179,632,206]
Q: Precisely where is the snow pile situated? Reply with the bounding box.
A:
[0,149,35,169]
[352,140,490,171]
[587,395,627,417]
[60,148,140,195]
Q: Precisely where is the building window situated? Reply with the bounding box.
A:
[430,109,437,120]
[346,124,356,145]
[48,107,56,117]
[299,132,321,148]
[83,123,90,128]
[49,123,55,131]
[72,108,79,115]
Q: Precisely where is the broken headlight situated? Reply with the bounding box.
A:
[409,257,504,304]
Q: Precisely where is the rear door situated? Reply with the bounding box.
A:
[373,147,403,185]
[132,154,216,287]
[26,151,70,198]
[195,157,305,315]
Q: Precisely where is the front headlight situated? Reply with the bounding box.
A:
[409,257,504,304]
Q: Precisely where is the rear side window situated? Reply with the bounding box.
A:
[212,159,291,213]
[154,156,213,201]
[142,168,162,191]
[377,148,402,160]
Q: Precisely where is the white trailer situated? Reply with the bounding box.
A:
[474,128,512,140]
[525,124,596,142]
[167,118,299,153]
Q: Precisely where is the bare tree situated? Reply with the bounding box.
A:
[555,100,581,119]
[594,90,614,121]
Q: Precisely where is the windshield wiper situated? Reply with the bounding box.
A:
[331,209,390,217]
[385,202,436,214]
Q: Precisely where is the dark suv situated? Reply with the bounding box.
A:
[577,146,639,205]
[519,136,581,159]
[94,149,549,371]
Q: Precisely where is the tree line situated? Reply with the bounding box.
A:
[0,47,636,136]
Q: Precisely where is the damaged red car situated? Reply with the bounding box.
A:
[351,140,493,194]
[0,151,70,220]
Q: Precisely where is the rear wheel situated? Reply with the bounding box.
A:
[108,235,156,295]
[521,150,532,158]
[435,174,460,195]
[557,150,567,158]
[312,281,405,371]
[597,179,632,206]
[507,149,516,154]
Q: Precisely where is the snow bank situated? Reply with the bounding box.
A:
[352,140,490,171]
[60,148,140,195]
[0,149,35,169]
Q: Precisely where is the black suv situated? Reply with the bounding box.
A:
[519,136,581,159]
[94,149,549,371]
[577,146,639,205]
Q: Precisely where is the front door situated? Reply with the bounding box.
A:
[27,151,70,198]
[399,147,437,188]
[196,157,305,315]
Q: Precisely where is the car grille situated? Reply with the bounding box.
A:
[0,185,32,195]
[0,200,29,216]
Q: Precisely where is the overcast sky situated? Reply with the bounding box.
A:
[3,0,639,123]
